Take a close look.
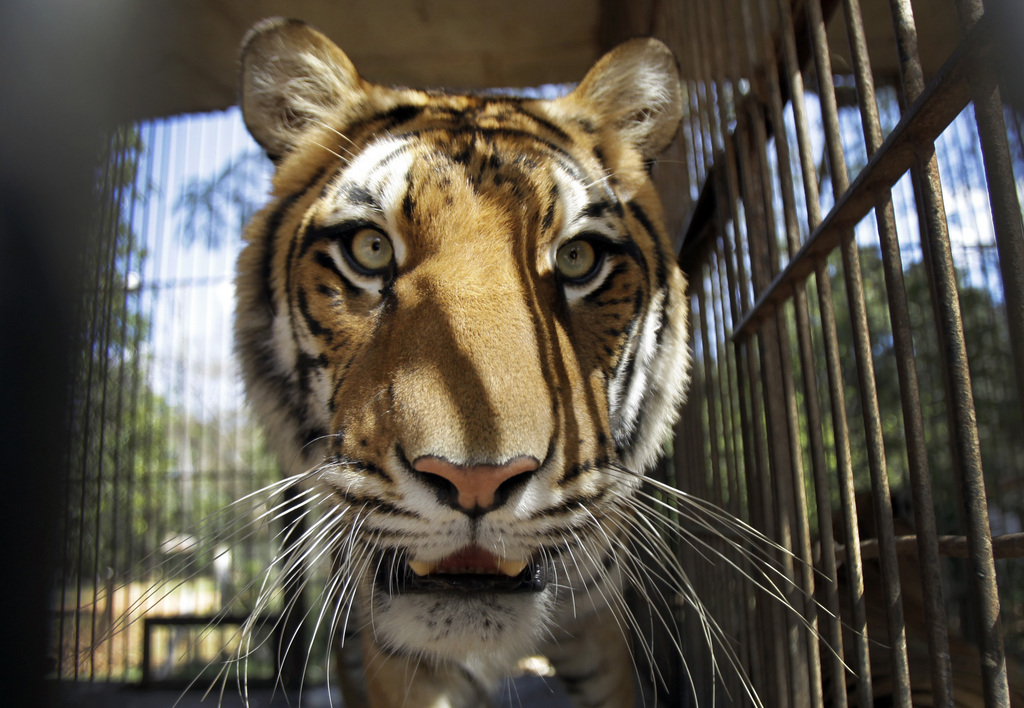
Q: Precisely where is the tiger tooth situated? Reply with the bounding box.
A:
[497,559,529,577]
[408,560,436,576]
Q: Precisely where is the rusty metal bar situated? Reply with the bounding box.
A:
[735,113,804,706]
[705,2,776,699]
[732,10,997,340]
[846,532,1024,562]
[708,245,756,706]
[861,1,964,704]
[717,2,796,703]
[751,1,837,705]
[741,33,819,708]
[709,245,741,523]
[955,0,1024,418]
[806,2,917,700]
[835,1,957,705]
[771,0,876,703]
[667,1,1021,706]
[904,1,1012,704]
[714,181,766,703]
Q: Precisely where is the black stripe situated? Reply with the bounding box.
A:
[346,185,379,209]
[558,459,593,486]
[408,125,583,177]
[558,455,611,487]
[611,290,645,455]
[259,167,326,317]
[373,98,574,148]
[583,262,631,304]
[627,200,667,292]
[401,175,415,220]
[327,485,418,518]
[579,200,613,220]
[296,287,330,339]
[510,105,573,144]
[313,250,361,296]
[542,184,559,231]
[375,104,426,131]
[295,351,327,394]
[626,200,675,350]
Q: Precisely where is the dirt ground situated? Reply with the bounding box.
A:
[56,675,573,707]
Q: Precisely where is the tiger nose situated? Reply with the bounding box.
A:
[413,456,539,517]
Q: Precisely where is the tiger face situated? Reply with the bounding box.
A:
[235,18,688,707]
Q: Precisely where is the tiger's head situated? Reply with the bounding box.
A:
[235,17,688,677]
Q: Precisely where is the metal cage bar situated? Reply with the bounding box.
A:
[659,0,1024,705]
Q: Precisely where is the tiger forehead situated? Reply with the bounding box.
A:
[359,95,584,145]
[320,109,610,233]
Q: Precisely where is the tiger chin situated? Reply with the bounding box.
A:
[234,17,690,708]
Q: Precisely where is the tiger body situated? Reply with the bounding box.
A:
[235,18,689,707]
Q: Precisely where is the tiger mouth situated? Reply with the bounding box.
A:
[380,545,549,594]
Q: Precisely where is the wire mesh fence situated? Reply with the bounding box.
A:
[53,113,288,684]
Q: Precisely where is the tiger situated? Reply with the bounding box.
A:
[234,17,692,708]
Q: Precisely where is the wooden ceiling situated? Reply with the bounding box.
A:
[10,0,965,124]
[79,0,604,122]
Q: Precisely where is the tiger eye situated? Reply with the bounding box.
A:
[349,228,394,272]
[556,239,597,281]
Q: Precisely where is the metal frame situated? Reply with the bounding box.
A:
[667,0,1023,705]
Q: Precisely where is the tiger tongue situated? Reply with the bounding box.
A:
[437,545,501,574]
[409,546,528,577]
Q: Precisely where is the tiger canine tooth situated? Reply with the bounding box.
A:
[408,560,436,576]
[497,559,528,577]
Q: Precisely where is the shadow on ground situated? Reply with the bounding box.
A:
[56,675,573,707]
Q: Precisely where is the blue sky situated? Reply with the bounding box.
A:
[128,107,271,420]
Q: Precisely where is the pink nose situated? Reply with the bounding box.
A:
[413,456,539,514]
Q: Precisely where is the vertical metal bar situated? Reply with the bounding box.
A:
[708,246,748,706]
[750,3,831,704]
[56,161,102,678]
[759,9,857,691]
[715,167,766,702]
[122,119,155,679]
[696,18,737,704]
[772,15,850,706]
[749,4,827,704]
[843,1,959,704]
[718,135,769,702]
[718,4,777,696]
[683,2,709,188]
[734,2,814,703]
[780,0,874,703]
[82,130,126,680]
[836,1,947,705]
[710,245,739,521]
[807,0,920,703]
[955,0,1024,413]
[695,278,722,703]
[817,2,915,700]
[894,2,1012,703]
[753,1,845,705]
[105,127,135,677]
[143,118,173,585]
[734,123,793,708]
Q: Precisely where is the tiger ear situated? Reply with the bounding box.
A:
[239,17,364,161]
[569,38,683,160]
